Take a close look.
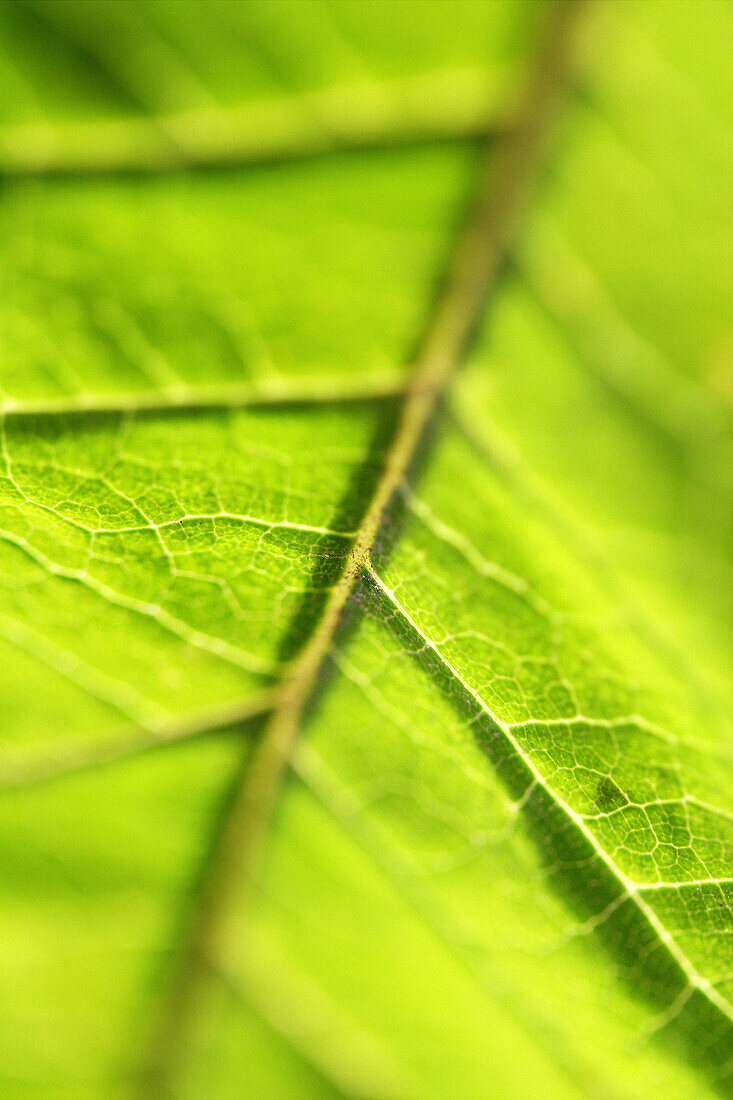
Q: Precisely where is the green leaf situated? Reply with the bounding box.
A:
[0,2,731,1098]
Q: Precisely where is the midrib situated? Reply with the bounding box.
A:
[135,1,588,1092]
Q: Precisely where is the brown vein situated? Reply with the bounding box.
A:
[137,2,585,1091]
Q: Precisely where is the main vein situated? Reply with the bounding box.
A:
[140,2,584,1089]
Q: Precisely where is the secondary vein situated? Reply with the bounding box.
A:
[0,367,407,421]
[0,688,277,792]
[139,2,585,1090]
[365,562,733,1028]
[0,63,518,178]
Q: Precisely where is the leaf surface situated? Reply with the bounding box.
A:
[0,2,731,1098]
